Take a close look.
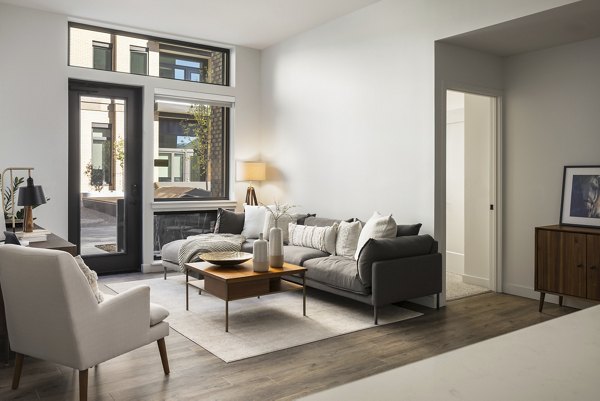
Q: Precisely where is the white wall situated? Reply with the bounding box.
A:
[0,3,262,269]
[503,36,600,303]
[445,91,465,275]
[260,0,573,227]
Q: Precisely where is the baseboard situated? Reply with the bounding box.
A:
[462,274,489,288]
[142,261,164,274]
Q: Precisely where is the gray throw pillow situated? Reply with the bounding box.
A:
[396,223,422,237]
[214,208,245,234]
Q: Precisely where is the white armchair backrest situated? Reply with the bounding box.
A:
[0,245,98,366]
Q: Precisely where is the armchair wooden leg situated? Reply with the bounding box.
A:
[157,338,170,375]
[12,353,24,389]
[79,369,88,401]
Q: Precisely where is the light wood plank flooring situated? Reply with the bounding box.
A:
[0,272,575,400]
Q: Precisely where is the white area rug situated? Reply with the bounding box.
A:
[106,276,422,363]
[446,272,490,301]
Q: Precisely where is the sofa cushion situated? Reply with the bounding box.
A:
[262,211,296,243]
[214,208,245,234]
[161,239,186,264]
[288,223,338,254]
[241,239,255,253]
[241,204,267,239]
[283,245,329,266]
[304,216,341,227]
[396,223,422,237]
[357,234,436,288]
[293,213,316,225]
[303,256,369,295]
[335,220,362,258]
[354,212,397,260]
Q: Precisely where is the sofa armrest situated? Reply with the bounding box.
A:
[371,253,442,306]
[357,234,437,287]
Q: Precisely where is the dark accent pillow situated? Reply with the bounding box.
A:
[3,231,21,245]
[293,213,316,225]
[214,208,245,234]
[357,234,436,288]
[396,223,422,237]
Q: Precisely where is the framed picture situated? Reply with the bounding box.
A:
[560,165,600,227]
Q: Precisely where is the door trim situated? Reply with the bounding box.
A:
[68,80,143,274]
[435,81,504,302]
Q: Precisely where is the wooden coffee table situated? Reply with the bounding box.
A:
[184,261,307,332]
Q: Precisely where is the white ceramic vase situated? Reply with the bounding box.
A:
[253,233,269,272]
[269,226,284,267]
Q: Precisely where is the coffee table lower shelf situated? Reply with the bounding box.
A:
[184,261,307,332]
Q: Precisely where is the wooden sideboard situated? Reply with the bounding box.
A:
[535,225,600,312]
[0,233,77,362]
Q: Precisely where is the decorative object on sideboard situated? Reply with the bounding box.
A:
[560,165,600,228]
[2,167,47,232]
[252,233,269,272]
[236,161,266,206]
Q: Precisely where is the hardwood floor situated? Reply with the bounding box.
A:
[0,272,575,400]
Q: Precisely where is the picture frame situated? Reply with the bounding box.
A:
[560,165,600,228]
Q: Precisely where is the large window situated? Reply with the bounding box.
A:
[69,23,229,86]
[153,98,229,200]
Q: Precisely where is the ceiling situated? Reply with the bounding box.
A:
[0,0,380,49]
[441,0,600,56]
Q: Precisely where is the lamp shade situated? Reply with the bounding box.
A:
[17,177,46,207]
[236,161,266,182]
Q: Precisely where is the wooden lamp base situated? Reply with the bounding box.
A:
[245,186,258,206]
[23,206,34,233]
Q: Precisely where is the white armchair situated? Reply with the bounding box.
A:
[0,245,170,401]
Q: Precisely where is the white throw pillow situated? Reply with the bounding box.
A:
[241,204,267,238]
[262,211,296,243]
[336,220,362,258]
[353,212,397,260]
[288,222,338,254]
[74,255,104,303]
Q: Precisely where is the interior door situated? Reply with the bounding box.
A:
[68,80,142,274]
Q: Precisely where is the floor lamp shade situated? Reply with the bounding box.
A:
[236,161,266,205]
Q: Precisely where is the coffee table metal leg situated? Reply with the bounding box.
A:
[225,300,229,332]
[186,269,189,311]
[303,273,306,316]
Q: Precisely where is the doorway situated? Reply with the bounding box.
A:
[445,89,498,301]
[68,81,143,274]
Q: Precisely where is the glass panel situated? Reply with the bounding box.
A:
[80,96,126,255]
[153,211,218,259]
[69,24,227,86]
[154,100,227,200]
[130,51,148,75]
[93,45,112,70]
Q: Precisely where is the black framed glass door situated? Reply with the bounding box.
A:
[68,80,142,274]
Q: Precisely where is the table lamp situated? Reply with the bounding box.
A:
[17,174,46,233]
[236,161,266,206]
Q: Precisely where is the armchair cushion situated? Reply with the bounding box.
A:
[396,223,422,237]
[150,303,170,326]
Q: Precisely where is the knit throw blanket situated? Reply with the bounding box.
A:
[177,233,246,271]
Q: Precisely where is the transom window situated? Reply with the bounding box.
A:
[69,23,229,86]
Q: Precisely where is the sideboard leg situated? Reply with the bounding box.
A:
[538,292,545,312]
[559,296,563,307]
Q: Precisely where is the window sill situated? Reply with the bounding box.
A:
[151,199,237,212]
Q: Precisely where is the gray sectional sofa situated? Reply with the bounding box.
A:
[162,214,442,324]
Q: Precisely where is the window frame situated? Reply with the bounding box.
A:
[68,22,230,86]
[129,45,149,76]
[92,41,113,71]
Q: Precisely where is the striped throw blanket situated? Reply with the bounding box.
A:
[177,233,246,271]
